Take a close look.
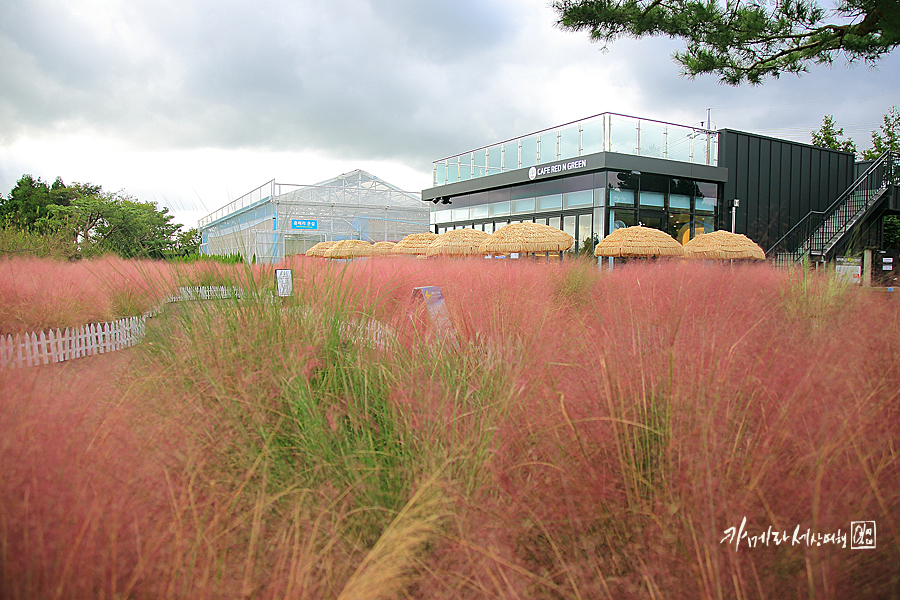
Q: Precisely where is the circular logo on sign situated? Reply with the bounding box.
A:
[528,166,537,180]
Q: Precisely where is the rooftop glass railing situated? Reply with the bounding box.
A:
[431,112,718,187]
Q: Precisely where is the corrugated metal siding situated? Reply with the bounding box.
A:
[718,130,855,251]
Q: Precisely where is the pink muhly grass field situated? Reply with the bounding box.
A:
[1,255,898,599]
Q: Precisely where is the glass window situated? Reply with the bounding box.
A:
[490,201,510,216]
[503,141,519,170]
[560,126,579,160]
[669,212,693,245]
[564,190,592,208]
[696,182,718,214]
[471,204,489,219]
[452,207,470,221]
[521,136,538,168]
[537,194,563,211]
[594,187,606,207]
[438,227,447,234]
[537,217,549,226]
[459,155,471,180]
[435,163,446,186]
[609,209,636,233]
[582,118,604,154]
[487,145,502,175]
[473,151,486,178]
[694,216,715,237]
[549,216,562,230]
[641,213,665,233]
[434,209,452,223]
[513,198,535,213]
[510,183,534,201]
[593,207,604,240]
[538,132,557,163]
[577,213,593,251]
[447,162,458,183]
[669,194,691,210]
[610,189,634,206]
[564,215,576,240]
[484,222,495,234]
[639,192,665,207]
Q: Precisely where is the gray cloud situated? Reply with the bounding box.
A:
[1,0,899,179]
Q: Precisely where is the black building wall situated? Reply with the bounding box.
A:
[717,130,856,251]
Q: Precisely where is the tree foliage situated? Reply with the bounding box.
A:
[811,114,858,153]
[552,0,900,85]
[861,105,900,159]
[0,175,186,259]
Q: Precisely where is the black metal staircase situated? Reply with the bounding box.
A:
[767,151,900,265]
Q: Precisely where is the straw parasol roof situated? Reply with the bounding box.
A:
[371,241,396,255]
[477,222,574,255]
[305,240,336,257]
[682,230,765,260]
[426,228,492,256]
[593,226,684,258]
[391,232,439,255]
[323,239,375,259]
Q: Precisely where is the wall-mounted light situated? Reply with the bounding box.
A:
[431,198,440,204]
[441,198,451,204]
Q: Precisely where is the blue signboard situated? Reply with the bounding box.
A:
[291,219,318,230]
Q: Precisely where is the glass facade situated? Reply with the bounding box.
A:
[433,112,718,186]
[430,170,721,254]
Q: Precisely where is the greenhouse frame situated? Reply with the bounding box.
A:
[198,170,430,263]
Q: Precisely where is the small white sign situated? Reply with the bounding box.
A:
[275,269,293,297]
[883,257,893,263]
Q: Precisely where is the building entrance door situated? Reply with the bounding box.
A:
[639,211,666,234]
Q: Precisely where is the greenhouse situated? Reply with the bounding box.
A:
[198,170,429,263]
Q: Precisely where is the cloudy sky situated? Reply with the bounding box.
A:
[2,0,899,229]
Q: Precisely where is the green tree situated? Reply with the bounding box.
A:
[173,227,202,256]
[811,115,858,154]
[552,0,900,85]
[862,105,900,159]
[94,196,182,259]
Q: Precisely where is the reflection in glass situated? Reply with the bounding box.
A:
[538,194,563,211]
[521,136,538,168]
[641,213,665,232]
[473,151,485,178]
[459,156,471,180]
[640,121,668,158]
[435,163,446,186]
[538,132,557,163]
[487,145,502,175]
[503,141,520,170]
[669,194,691,210]
[471,204,489,219]
[694,216,714,237]
[490,201,510,216]
[447,162,458,183]
[610,190,634,206]
[669,212,692,244]
[564,216,576,248]
[640,192,665,207]
[577,214,592,252]
[452,207,469,221]
[484,222,494,234]
[549,216,562,230]
[560,126,579,160]
[609,209,636,233]
[564,190,592,208]
[609,115,638,154]
[514,198,535,213]
[582,118,604,154]
[434,209,452,223]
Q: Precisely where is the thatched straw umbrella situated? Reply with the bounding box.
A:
[391,232,439,255]
[305,240,336,257]
[593,226,684,258]
[426,228,491,257]
[371,241,396,255]
[477,222,574,258]
[682,230,765,260]
[323,239,375,259]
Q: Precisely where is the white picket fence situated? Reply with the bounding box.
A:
[1,286,247,370]
[0,317,146,369]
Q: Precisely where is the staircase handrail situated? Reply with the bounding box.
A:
[766,150,898,259]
